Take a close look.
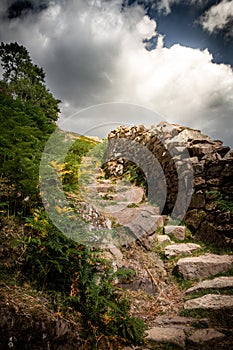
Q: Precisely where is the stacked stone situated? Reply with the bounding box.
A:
[104,124,179,213]
[103,122,233,247]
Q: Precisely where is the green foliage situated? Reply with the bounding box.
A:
[62,136,97,192]
[207,191,233,213]
[0,92,56,215]
[0,42,60,121]
[0,42,146,348]
[22,209,146,346]
[123,162,147,191]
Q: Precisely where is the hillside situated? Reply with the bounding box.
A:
[0,42,233,350]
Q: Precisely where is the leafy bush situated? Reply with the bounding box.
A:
[22,209,146,347]
[122,162,147,192]
[207,191,233,213]
[0,92,56,215]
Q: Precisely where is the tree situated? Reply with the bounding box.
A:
[0,91,56,215]
[0,42,60,121]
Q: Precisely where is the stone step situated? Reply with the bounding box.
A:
[107,204,161,224]
[187,328,226,348]
[185,276,233,294]
[153,315,210,329]
[146,316,230,349]
[164,225,186,241]
[176,253,233,280]
[156,234,172,244]
[146,327,186,349]
[184,294,233,312]
[164,243,201,259]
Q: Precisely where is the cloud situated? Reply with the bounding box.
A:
[0,0,233,146]
[156,0,208,15]
[200,0,233,37]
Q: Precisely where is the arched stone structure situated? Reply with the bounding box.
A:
[103,122,233,247]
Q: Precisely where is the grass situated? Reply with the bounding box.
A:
[127,202,139,208]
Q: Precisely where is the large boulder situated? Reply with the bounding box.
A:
[176,254,233,280]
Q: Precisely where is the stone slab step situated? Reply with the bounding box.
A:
[176,253,233,280]
[146,327,186,349]
[187,328,226,347]
[153,315,210,329]
[108,205,161,226]
[164,243,201,259]
[185,276,233,294]
[184,294,233,311]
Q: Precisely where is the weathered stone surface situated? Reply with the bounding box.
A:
[146,327,186,349]
[185,276,233,294]
[153,316,209,329]
[184,294,233,311]
[188,328,225,346]
[194,176,206,186]
[125,213,164,239]
[195,221,227,247]
[109,206,160,226]
[104,122,233,247]
[164,225,186,240]
[108,244,123,261]
[176,254,233,280]
[189,190,205,209]
[165,243,201,259]
[157,234,172,244]
[184,209,206,231]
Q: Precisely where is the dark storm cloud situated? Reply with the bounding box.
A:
[0,0,232,146]
[8,0,47,19]
[0,0,48,19]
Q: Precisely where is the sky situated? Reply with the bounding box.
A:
[0,0,232,146]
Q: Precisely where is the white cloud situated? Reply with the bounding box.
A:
[0,0,233,146]
[200,0,233,36]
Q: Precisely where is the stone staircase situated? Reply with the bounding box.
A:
[79,159,233,349]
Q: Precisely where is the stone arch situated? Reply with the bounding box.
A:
[103,122,233,247]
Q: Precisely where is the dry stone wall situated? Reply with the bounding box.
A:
[103,122,233,247]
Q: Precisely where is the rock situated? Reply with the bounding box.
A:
[188,328,225,346]
[164,225,186,240]
[165,243,201,259]
[224,150,233,159]
[154,315,209,329]
[146,327,186,349]
[109,206,160,226]
[195,221,227,248]
[124,212,164,241]
[194,176,206,186]
[192,162,204,175]
[185,276,233,294]
[189,190,205,209]
[108,244,123,261]
[176,254,233,280]
[184,209,206,231]
[184,294,233,311]
[156,234,172,244]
